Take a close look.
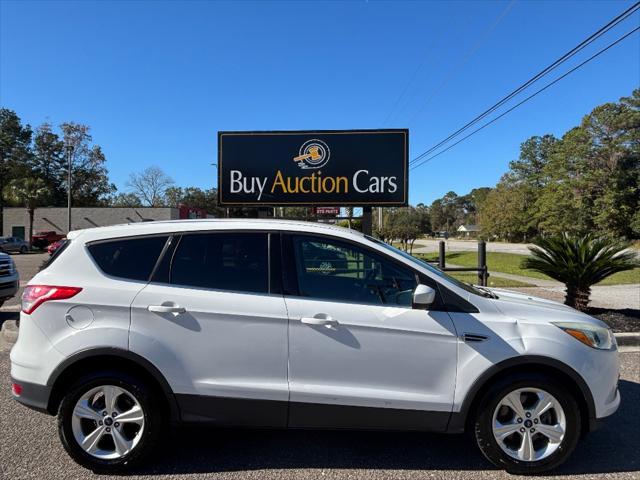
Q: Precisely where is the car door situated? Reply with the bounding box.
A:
[130,231,289,426]
[283,233,458,431]
[5,238,17,252]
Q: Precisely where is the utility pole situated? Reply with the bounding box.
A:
[211,162,229,218]
[66,143,74,233]
[0,149,5,237]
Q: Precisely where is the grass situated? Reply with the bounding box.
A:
[416,251,640,285]
[446,272,534,288]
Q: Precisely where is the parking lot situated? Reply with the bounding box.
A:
[1,250,639,479]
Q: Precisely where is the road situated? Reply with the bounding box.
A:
[1,349,639,480]
[412,239,535,255]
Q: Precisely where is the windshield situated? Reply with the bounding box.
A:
[365,236,491,297]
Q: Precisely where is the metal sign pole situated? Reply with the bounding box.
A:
[362,206,372,236]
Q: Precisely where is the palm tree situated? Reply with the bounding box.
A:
[522,234,639,311]
[6,177,50,247]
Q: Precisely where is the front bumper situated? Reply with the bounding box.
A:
[10,377,52,414]
[590,385,620,431]
[0,278,18,301]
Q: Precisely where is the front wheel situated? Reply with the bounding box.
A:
[474,373,581,474]
[57,372,164,472]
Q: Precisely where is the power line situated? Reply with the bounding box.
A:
[382,6,475,126]
[406,0,517,128]
[409,1,640,166]
[410,25,640,171]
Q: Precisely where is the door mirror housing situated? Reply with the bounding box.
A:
[413,284,436,308]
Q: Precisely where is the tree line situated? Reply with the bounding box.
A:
[424,89,639,241]
[2,89,637,242]
[0,110,116,230]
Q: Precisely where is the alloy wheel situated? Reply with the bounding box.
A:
[492,387,566,462]
[71,385,145,460]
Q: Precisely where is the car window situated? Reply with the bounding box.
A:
[292,235,417,306]
[366,235,494,299]
[170,232,269,294]
[88,235,169,281]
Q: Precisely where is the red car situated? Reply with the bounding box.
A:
[31,231,65,250]
[47,239,66,256]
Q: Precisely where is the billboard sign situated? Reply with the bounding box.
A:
[218,129,408,206]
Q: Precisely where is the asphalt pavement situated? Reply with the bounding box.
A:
[1,349,639,480]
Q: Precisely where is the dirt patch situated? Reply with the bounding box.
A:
[588,308,640,333]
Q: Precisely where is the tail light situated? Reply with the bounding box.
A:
[21,285,82,314]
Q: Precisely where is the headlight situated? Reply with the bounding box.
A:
[553,322,615,350]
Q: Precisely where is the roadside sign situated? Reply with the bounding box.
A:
[218,129,408,206]
[314,207,340,216]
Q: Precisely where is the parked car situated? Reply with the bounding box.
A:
[47,239,66,256]
[0,251,19,308]
[0,236,29,254]
[31,230,65,250]
[10,220,619,474]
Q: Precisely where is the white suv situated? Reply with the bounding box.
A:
[10,220,619,474]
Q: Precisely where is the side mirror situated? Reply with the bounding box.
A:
[413,284,436,308]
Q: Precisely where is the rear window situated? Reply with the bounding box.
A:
[88,236,169,281]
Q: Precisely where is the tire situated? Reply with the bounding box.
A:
[473,372,581,474]
[57,371,164,472]
[20,245,27,254]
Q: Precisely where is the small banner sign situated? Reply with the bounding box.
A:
[218,129,408,206]
[314,206,340,216]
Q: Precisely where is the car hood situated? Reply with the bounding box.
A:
[488,288,608,328]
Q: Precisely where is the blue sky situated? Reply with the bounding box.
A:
[1,0,639,205]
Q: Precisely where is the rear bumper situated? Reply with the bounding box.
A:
[10,377,52,414]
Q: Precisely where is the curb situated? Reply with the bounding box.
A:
[615,332,640,347]
[0,319,19,352]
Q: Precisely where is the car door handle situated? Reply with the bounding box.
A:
[300,316,338,327]
[147,305,186,314]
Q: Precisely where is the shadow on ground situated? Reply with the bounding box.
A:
[130,380,640,477]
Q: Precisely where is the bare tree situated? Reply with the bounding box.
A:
[127,166,174,206]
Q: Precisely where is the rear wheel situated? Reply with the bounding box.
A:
[57,371,164,472]
[474,373,581,474]
[20,245,27,254]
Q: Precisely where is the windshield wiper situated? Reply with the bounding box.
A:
[475,286,498,299]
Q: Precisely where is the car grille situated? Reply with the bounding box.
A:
[0,257,13,277]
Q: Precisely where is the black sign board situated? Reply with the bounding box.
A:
[218,129,408,206]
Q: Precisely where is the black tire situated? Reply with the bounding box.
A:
[20,245,27,254]
[57,371,164,473]
[473,372,581,474]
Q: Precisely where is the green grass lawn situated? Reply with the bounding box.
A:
[446,272,534,288]
[415,251,640,286]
